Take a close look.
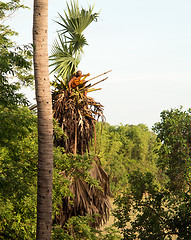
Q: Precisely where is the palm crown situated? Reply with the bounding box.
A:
[49,0,99,82]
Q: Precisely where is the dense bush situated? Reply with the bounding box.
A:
[113,108,191,240]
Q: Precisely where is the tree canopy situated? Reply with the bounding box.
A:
[113,107,191,240]
[0,0,33,106]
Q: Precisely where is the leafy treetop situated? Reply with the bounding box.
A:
[0,1,33,106]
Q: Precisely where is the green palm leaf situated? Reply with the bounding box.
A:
[57,1,98,34]
[56,0,99,53]
[50,1,99,82]
[49,34,81,80]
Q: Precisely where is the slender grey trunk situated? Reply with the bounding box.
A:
[33,0,53,239]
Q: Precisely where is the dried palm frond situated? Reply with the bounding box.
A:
[53,157,110,228]
[53,86,104,155]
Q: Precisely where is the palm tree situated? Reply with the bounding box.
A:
[33,0,53,239]
[50,0,110,228]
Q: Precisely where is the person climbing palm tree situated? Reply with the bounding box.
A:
[68,70,90,94]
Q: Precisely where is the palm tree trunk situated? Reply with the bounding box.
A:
[33,0,53,239]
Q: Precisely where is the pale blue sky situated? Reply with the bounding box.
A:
[8,0,191,128]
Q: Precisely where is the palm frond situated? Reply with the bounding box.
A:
[56,1,99,53]
[53,88,104,154]
[53,158,110,228]
[58,1,98,34]
[49,34,80,80]
[87,88,102,93]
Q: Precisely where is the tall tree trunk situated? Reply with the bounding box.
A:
[33,0,53,239]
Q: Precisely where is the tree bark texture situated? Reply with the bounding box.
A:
[33,0,53,239]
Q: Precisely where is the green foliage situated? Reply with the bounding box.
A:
[93,122,159,194]
[0,43,33,106]
[99,227,122,240]
[52,215,100,240]
[0,106,104,239]
[113,107,191,240]
[0,0,26,21]
[0,106,38,239]
[0,1,33,106]
[53,118,67,140]
[52,215,122,240]
[0,3,36,238]
[0,105,102,239]
[153,107,191,192]
[113,171,191,240]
